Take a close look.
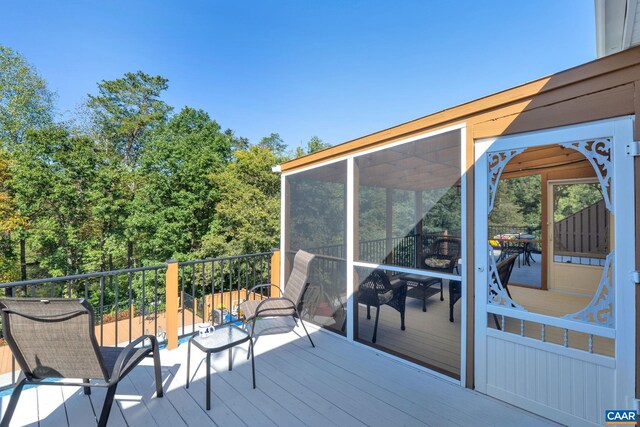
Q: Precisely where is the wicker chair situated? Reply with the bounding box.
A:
[358,269,407,343]
[400,237,461,312]
[241,250,316,356]
[449,254,517,327]
[0,298,163,427]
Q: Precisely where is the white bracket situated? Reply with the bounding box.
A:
[625,141,640,157]
[631,270,640,284]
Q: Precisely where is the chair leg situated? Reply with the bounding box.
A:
[400,309,405,331]
[186,340,191,388]
[295,308,315,348]
[493,314,502,330]
[152,339,163,397]
[98,383,118,427]
[449,286,455,322]
[83,378,91,395]
[250,335,256,389]
[372,306,381,343]
[247,318,257,360]
[366,304,371,319]
[422,288,427,312]
[0,378,26,427]
[439,280,444,301]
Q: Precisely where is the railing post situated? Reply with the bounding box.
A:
[165,260,179,350]
[271,249,281,297]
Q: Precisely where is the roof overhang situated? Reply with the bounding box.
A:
[595,0,638,57]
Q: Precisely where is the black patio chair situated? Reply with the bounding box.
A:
[0,298,163,427]
[240,249,316,356]
[358,269,407,343]
[399,237,461,312]
[490,253,517,329]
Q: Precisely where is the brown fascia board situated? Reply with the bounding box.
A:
[280,45,640,173]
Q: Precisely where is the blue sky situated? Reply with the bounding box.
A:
[2,1,595,151]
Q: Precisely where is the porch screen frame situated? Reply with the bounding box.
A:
[473,116,636,409]
[281,123,468,386]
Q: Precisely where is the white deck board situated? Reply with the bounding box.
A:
[0,318,557,426]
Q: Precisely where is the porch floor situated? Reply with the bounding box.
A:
[2,319,557,426]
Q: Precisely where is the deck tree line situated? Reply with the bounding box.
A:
[0,45,329,285]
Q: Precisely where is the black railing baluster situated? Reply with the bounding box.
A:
[114,275,119,346]
[214,261,216,325]
[191,265,195,331]
[236,258,241,311]
[202,262,206,323]
[180,265,185,334]
[99,276,105,346]
[154,269,158,338]
[228,259,233,308]
[67,280,71,298]
[128,272,133,344]
[141,270,146,333]
[84,278,88,300]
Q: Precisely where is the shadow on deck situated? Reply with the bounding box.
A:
[1,318,557,427]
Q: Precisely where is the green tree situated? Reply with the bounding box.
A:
[258,133,286,157]
[202,145,282,256]
[0,45,54,151]
[0,148,25,281]
[294,136,331,158]
[129,107,232,262]
[10,125,97,276]
[87,71,171,167]
[86,71,172,269]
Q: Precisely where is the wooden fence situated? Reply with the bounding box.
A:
[554,199,609,257]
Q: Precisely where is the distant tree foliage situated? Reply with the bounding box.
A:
[0,44,325,284]
[0,45,54,151]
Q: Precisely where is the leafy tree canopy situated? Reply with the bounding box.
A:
[0,45,54,151]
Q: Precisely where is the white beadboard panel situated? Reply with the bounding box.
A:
[486,335,615,426]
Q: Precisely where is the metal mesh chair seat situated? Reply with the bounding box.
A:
[0,298,163,427]
[100,346,155,379]
[241,299,295,320]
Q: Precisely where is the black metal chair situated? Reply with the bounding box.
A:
[449,254,518,327]
[0,298,163,427]
[358,269,407,343]
[400,237,461,312]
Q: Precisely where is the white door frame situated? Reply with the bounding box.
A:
[473,117,636,417]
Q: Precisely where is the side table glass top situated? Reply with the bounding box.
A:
[191,323,249,351]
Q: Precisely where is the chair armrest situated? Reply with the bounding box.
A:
[108,335,157,384]
[246,283,282,295]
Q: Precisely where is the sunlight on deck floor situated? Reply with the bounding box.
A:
[1,318,557,426]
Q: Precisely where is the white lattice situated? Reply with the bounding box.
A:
[488,148,525,213]
[487,244,525,310]
[562,251,614,328]
[560,138,613,212]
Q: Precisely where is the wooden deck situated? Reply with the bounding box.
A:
[1,318,556,426]
[357,282,462,377]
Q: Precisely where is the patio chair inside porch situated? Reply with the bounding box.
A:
[398,237,461,312]
[358,269,407,343]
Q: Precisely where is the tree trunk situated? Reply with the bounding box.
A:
[127,241,133,268]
